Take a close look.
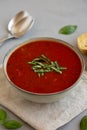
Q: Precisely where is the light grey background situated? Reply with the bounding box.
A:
[0,0,87,130]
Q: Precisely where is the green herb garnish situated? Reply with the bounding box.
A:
[3,120,22,129]
[80,116,87,130]
[59,25,77,35]
[0,108,22,129]
[28,54,67,77]
[0,109,7,123]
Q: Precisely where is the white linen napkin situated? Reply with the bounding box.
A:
[0,65,87,130]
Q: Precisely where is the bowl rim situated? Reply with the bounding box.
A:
[3,37,85,96]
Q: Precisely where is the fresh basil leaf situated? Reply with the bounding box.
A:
[59,25,77,35]
[3,120,22,129]
[80,116,87,130]
[0,109,7,123]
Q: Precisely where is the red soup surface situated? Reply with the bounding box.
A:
[6,39,82,94]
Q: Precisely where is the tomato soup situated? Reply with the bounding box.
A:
[6,39,82,94]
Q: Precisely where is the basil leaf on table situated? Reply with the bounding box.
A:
[59,25,77,35]
[0,109,7,123]
[3,120,22,129]
[80,116,87,130]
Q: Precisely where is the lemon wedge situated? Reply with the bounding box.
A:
[77,33,87,54]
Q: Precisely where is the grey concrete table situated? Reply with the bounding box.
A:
[0,0,87,130]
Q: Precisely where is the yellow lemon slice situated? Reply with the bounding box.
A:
[77,33,87,54]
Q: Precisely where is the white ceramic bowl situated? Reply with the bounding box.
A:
[3,37,85,103]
